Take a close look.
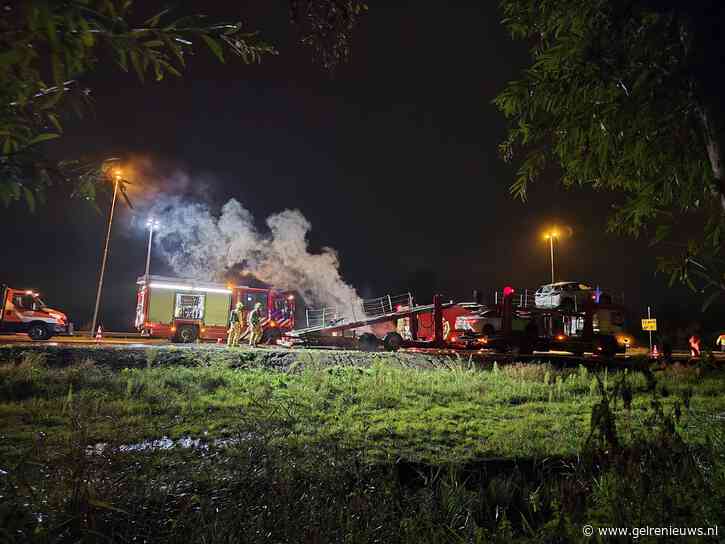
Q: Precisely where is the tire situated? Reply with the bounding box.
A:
[383,332,404,352]
[264,328,282,345]
[594,336,616,358]
[482,324,495,337]
[359,333,379,352]
[176,325,198,343]
[518,341,534,356]
[27,323,51,341]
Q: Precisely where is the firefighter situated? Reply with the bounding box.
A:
[227,302,246,347]
[688,334,701,358]
[248,302,264,347]
[716,332,725,352]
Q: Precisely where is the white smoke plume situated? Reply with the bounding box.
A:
[149,196,362,316]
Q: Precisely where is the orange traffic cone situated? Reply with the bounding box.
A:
[95,326,103,342]
[651,345,659,358]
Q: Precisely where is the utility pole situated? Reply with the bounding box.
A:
[90,170,121,336]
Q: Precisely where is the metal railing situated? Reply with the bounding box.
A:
[304,292,414,329]
[304,306,345,329]
[361,292,414,318]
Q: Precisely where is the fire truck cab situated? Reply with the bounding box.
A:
[0,285,70,340]
[135,275,295,343]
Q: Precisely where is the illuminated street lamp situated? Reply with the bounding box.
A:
[90,167,123,336]
[543,229,559,283]
[145,217,160,279]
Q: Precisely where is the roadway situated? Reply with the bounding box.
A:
[0,333,170,346]
[0,333,721,363]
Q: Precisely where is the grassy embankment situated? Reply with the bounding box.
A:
[1,346,724,542]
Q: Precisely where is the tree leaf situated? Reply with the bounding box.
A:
[129,50,145,82]
[649,224,670,246]
[22,186,36,213]
[28,133,60,146]
[701,289,721,311]
[47,113,63,133]
[200,34,225,63]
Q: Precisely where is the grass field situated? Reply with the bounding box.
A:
[1,347,724,542]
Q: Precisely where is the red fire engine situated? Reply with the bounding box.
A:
[0,285,69,340]
[135,275,295,343]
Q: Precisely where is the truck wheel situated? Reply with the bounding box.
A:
[264,328,282,345]
[359,333,378,352]
[518,341,534,356]
[28,323,51,341]
[177,325,198,343]
[594,337,615,357]
[383,332,404,352]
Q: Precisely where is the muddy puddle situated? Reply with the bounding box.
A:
[87,433,257,454]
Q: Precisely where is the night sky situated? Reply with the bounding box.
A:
[1,1,721,333]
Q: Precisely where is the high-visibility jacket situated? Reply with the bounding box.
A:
[249,308,262,327]
[230,308,247,325]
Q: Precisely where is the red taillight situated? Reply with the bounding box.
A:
[503,286,515,297]
[451,336,458,342]
[170,326,176,332]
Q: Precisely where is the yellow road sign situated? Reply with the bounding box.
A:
[641,318,657,331]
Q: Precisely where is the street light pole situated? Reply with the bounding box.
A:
[549,234,555,283]
[90,170,121,335]
[144,218,160,279]
[544,229,558,283]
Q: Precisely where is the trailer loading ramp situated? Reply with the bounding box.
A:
[286,293,454,339]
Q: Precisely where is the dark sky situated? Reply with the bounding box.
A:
[1,1,720,332]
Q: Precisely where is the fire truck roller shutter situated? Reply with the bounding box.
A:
[204,292,232,327]
[148,288,175,323]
